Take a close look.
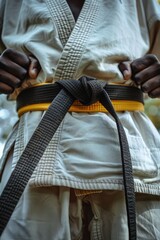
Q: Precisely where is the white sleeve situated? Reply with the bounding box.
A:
[144,0,160,60]
[0,0,6,54]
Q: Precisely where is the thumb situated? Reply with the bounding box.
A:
[118,61,132,80]
[28,56,41,79]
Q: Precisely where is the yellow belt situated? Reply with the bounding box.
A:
[18,100,144,117]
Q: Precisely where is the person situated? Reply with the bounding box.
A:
[0,0,160,239]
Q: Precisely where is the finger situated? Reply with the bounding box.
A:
[2,48,30,69]
[132,63,160,85]
[28,56,41,79]
[131,54,158,75]
[0,57,28,80]
[0,69,22,88]
[118,61,132,80]
[148,87,160,98]
[0,82,14,94]
[141,76,160,93]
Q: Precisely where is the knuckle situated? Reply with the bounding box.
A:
[0,71,20,88]
[145,54,158,63]
[1,49,30,68]
[0,54,6,65]
[131,55,159,74]
[148,92,156,98]
[148,93,154,98]
[141,84,149,93]
[19,68,27,80]
[148,88,160,98]
[132,74,141,84]
[20,57,30,70]
[0,56,9,69]
[2,48,14,57]
[156,62,160,73]
[150,62,160,71]
[131,61,139,73]
[22,55,30,66]
[13,79,21,88]
[0,70,6,80]
[0,83,14,94]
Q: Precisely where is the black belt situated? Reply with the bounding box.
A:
[16,82,144,111]
[0,77,141,239]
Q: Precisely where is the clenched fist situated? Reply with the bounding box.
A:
[118,54,160,98]
[0,48,41,94]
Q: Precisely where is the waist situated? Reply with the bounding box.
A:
[16,82,144,117]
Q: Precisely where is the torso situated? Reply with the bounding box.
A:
[66,0,85,20]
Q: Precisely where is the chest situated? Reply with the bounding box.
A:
[66,0,85,20]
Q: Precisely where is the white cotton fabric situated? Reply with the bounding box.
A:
[0,0,160,195]
[1,184,160,240]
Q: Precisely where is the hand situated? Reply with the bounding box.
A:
[0,48,41,94]
[118,54,160,98]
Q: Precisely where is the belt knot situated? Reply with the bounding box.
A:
[57,77,105,105]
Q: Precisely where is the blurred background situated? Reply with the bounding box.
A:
[0,94,160,158]
[0,95,18,157]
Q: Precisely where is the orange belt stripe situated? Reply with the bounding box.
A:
[17,100,144,117]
